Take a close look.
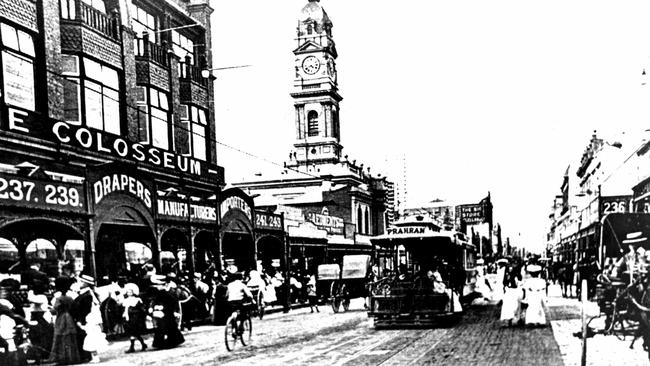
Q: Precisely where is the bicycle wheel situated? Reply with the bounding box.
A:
[240,316,252,346]
[224,313,238,351]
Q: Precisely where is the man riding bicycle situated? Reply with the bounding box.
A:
[226,272,256,326]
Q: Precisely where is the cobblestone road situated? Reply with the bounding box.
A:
[89,285,650,365]
[96,297,566,366]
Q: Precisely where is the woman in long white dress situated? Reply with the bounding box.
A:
[522,264,547,327]
[500,264,523,326]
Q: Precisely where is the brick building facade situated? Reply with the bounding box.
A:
[0,0,233,284]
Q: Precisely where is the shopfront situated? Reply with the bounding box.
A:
[0,165,91,282]
[219,188,256,272]
[156,193,219,276]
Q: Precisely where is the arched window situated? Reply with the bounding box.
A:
[307,111,319,137]
[364,207,370,234]
[357,205,363,233]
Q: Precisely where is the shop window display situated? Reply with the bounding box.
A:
[0,238,19,276]
[124,242,152,280]
[25,239,58,278]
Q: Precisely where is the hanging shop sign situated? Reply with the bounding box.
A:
[600,195,632,216]
[276,205,304,222]
[305,212,344,235]
[255,211,283,230]
[0,172,86,213]
[156,197,217,224]
[50,120,204,176]
[220,195,252,220]
[456,204,485,225]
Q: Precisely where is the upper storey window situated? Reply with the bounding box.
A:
[307,110,318,137]
[136,86,170,150]
[61,0,106,18]
[172,31,194,63]
[62,55,121,135]
[180,104,207,161]
[131,3,156,43]
[0,22,36,113]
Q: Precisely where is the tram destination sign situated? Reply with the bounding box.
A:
[0,173,86,213]
[600,195,632,215]
[385,226,432,236]
[156,198,217,224]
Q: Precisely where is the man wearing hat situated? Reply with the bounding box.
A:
[611,232,648,285]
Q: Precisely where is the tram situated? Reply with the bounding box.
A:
[368,217,477,328]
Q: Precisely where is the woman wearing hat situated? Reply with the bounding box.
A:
[522,264,547,327]
[48,280,81,365]
[25,295,53,364]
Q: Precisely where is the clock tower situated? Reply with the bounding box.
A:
[288,0,343,168]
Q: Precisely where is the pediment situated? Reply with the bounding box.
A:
[294,41,324,53]
[108,206,148,225]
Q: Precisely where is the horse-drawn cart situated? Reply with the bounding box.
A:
[317,254,371,313]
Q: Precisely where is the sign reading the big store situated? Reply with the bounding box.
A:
[0,173,86,213]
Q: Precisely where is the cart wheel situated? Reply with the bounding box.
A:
[332,296,341,313]
[340,284,350,311]
[257,290,265,320]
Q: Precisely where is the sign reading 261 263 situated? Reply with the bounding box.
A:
[0,173,86,213]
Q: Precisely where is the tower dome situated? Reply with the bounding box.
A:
[299,0,332,28]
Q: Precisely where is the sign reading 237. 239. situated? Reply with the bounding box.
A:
[0,173,86,213]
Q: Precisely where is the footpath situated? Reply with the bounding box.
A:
[545,284,649,366]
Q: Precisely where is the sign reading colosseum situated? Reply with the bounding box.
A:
[51,121,203,176]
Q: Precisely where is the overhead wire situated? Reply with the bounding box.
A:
[36,66,350,183]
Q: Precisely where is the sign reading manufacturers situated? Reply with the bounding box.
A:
[386,226,429,236]
[157,198,217,223]
[220,196,252,220]
[0,173,86,213]
[306,212,344,235]
[600,195,632,216]
[255,211,282,230]
[92,174,152,209]
[50,121,204,176]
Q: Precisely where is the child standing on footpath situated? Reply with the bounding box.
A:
[122,283,148,353]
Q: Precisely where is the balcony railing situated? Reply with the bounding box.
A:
[60,0,120,41]
[134,32,170,68]
[179,56,208,88]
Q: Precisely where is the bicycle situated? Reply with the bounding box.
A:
[224,302,253,351]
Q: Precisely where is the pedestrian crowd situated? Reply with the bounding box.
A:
[473,256,550,328]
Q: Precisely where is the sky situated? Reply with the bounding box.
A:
[210,0,650,253]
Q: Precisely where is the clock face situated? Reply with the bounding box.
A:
[302,56,321,75]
